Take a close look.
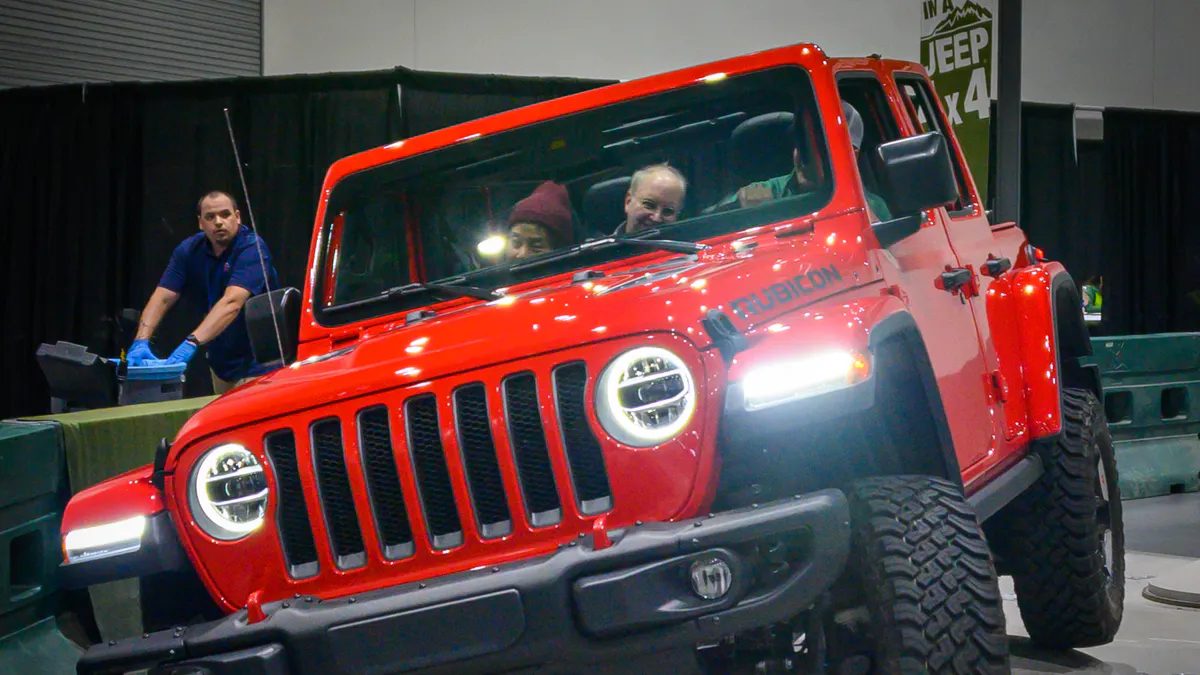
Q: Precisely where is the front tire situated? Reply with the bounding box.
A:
[996,388,1124,648]
[842,475,1009,673]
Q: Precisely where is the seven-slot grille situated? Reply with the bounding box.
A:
[264,362,612,576]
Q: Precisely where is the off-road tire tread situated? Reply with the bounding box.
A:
[997,388,1124,648]
[848,475,1009,674]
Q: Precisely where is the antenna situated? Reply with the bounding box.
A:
[224,107,286,366]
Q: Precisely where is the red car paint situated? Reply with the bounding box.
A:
[63,44,1077,615]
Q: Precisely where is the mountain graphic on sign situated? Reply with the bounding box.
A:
[931,1,993,35]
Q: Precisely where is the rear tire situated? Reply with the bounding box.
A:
[842,475,1009,673]
[995,388,1124,648]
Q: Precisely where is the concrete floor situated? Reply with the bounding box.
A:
[1010,491,1200,675]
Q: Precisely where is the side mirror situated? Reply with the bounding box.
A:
[246,287,301,367]
[876,131,959,216]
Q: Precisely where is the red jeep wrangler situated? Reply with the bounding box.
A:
[61,45,1123,674]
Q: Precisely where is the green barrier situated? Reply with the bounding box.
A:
[17,395,216,642]
[0,616,82,674]
[0,422,66,640]
[1091,333,1200,499]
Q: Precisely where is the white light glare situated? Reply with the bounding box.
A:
[741,351,869,411]
[477,235,506,257]
[64,515,147,562]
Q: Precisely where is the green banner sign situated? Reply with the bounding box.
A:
[921,0,994,204]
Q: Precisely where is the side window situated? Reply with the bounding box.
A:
[328,191,411,306]
[837,74,902,222]
[896,77,974,215]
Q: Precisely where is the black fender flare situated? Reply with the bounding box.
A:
[867,311,962,485]
[1049,271,1103,399]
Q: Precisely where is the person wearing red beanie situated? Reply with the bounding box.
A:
[506,181,574,260]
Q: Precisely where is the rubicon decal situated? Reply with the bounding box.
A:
[730,266,843,318]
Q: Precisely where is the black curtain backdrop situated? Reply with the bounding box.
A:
[1101,109,1200,335]
[0,68,607,418]
[987,102,1105,284]
[983,102,1200,338]
[0,84,143,417]
[1020,104,1103,284]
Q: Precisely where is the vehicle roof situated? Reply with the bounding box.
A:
[321,44,921,189]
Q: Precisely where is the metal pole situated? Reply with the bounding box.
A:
[994,0,1022,223]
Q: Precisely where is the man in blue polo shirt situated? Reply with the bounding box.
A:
[125,190,279,394]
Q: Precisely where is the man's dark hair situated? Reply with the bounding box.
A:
[197,190,240,215]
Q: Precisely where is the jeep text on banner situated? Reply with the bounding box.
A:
[920,0,994,204]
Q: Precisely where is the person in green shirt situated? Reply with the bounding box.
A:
[714,101,892,221]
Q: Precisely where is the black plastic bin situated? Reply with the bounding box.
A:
[35,342,186,410]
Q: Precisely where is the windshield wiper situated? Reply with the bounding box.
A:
[506,232,706,274]
[322,279,499,317]
[609,235,708,253]
[386,281,499,301]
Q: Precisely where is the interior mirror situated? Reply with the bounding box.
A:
[246,287,301,367]
[876,131,959,217]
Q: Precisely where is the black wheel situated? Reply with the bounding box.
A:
[996,388,1124,648]
[839,475,1009,674]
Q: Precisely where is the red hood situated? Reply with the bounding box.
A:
[171,228,874,451]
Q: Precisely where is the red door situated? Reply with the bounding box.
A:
[892,73,1019,483]
[838,71,998,475]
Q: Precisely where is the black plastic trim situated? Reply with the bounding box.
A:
[154,643,287,675]
[701,310,749,363]
[76,491,849,675]
[59,512,186,589]
[867,311,961,481]
[1050,271,1103,400]
[574,547,748,636]
[967,454,1044,521]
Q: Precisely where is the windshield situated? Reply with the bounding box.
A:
[316,66,831,325]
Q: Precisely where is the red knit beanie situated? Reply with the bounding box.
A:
[508,181,573,246]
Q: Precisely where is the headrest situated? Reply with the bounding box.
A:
[730,112,796,181]
[842,100,864,149]
[582,176,632,232]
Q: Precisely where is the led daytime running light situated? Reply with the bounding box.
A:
[63,515,146,562]
[741,350,870,411]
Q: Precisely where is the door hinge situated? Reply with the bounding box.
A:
[988,370,1009,403]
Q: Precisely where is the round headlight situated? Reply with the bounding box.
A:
[596,346,696,447]
[189,443,269,540]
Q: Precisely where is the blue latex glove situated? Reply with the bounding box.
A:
[126,339,155,366]
[166,338,198,366]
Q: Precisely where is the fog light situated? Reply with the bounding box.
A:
[689,557,733,600]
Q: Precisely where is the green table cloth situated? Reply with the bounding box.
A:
[25,396,217,494]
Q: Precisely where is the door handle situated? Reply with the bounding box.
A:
[937,265,979,301]
[939,267,972,292]
[982,256,1012,278]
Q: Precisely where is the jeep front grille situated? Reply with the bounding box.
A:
[265,360,612,577]
[504,372,563,527]
[357,406,414,559]
[264,430,319,578]
[311,418,366,568]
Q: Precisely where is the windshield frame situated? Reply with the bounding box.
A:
[310,64,834,328]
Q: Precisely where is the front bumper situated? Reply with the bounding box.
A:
[78,490,849,675]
